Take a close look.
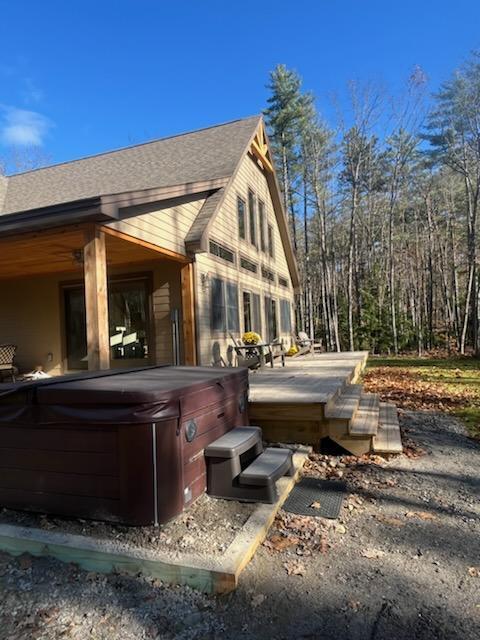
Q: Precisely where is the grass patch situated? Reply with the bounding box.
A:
[364,355,480,440]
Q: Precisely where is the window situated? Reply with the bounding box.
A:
[243,291,252,333]
[258,200,266,252]
[267,224,274,257]
[280,299,292,333]
[209,240,235,264]
[63,277,151,370]
[226,282,240,332]
[240,256,258,274]
[237,196,246,240]
[261,266,275,282]
[248,189,257,247]
[211,277,239,332]
[243,291,262,334]
[264,296,278,342]
[278,276,289,288]
[211,277,225,331]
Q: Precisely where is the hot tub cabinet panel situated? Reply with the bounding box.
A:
[0,366,249,525]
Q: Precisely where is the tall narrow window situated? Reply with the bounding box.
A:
[243,291,252,332]
[211,277,225,331]
[248,189,257,247]
[258,200,266,252]
[267,224,274,257]
[226,282,240,332]
[264,296,278,342]
[252,293,262,335]
[280,299,292,333]
[237,196,246,240]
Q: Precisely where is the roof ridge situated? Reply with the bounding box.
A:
[6,114,262,178]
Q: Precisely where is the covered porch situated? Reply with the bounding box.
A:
[0,223,197,375]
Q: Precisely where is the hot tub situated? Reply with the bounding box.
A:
[0,366,249,525]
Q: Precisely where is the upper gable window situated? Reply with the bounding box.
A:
[258,199,266,252]
[267,224,274,258]
[209,240,235,265]
[248,189,257,247]
[237,196,246,240]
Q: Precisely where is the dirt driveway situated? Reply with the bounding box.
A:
[0,410,479,640]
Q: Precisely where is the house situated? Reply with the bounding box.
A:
[0,116,299,374]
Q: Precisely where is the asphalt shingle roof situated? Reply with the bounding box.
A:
[0,115,261,216]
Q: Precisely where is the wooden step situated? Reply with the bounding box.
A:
[324,384,363,420]
[349,393,379,437]
[373,403,403,454]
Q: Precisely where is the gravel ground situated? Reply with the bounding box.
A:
[0,494,255,559]
[0,410,479,639]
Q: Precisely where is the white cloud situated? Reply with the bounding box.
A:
[0,106,52,146]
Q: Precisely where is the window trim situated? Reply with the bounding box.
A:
[210,276,240,334]
[242,287,262,335]
[248,187,257,248]
[267,223,274,258]
[237,194,247,241]
[258,199,266,253]
[209,238,236,265]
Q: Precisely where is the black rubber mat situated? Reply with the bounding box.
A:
[282,477,347,519]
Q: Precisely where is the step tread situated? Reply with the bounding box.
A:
[325,384,363,420]
[239,448,292,486]
[349,392,379,436]
[373,403,403,453]
[204,426,261,459]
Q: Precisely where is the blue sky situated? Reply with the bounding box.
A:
[1,0,479,172]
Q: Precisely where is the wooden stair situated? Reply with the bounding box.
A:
[326,385,402,456]
[373,403,403,454]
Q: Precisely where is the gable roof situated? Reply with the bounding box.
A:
[0,115,261,217]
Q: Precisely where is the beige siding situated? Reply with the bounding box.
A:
[0,259,182,375]
[105,196,206,256]
[195,153,296,365]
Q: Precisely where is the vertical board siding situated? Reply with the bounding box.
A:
[196,154,296,365]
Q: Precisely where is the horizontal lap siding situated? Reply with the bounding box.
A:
[197,154,296,365]
[105,198,206,256]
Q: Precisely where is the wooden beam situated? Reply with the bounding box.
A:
[100,225,190,263]
[181,262,197,365]
[250,139,274,173]
[83,226,110,370]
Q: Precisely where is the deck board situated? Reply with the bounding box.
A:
[373,403,403,453]
[324,384,363,420]
[349,393,379,437]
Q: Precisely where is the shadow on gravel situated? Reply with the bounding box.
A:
[223,559,478,640]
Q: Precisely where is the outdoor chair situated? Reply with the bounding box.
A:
[0,344,17,382]
[229,333,262,370]
[296,331,315,355]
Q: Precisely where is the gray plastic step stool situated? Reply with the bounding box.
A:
[204,426,294,503]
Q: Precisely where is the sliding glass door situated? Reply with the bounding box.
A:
[63,276,151,370]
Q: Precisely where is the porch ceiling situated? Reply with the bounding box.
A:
[0,224,186,280]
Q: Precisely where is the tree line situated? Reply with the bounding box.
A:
[264,52,480,356]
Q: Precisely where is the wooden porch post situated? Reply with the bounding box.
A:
[181,262,197,365]
[83,226,110,370]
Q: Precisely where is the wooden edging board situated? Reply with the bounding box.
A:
[0,448,310,595]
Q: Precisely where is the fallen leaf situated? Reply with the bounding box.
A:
[405,511,437,521]
[18,554,32,570]
[264,534,299,552]
[310,501,321,510]
[335,524,347,535]
[284,560,306,576]
[375,515,405,527]
[251,594,266,607]
[467,567,480,578]
[361,548,386,559]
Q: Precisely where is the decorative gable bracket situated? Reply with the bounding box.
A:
[250,122,274,173]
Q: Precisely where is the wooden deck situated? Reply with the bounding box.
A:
[248,352,402,455]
